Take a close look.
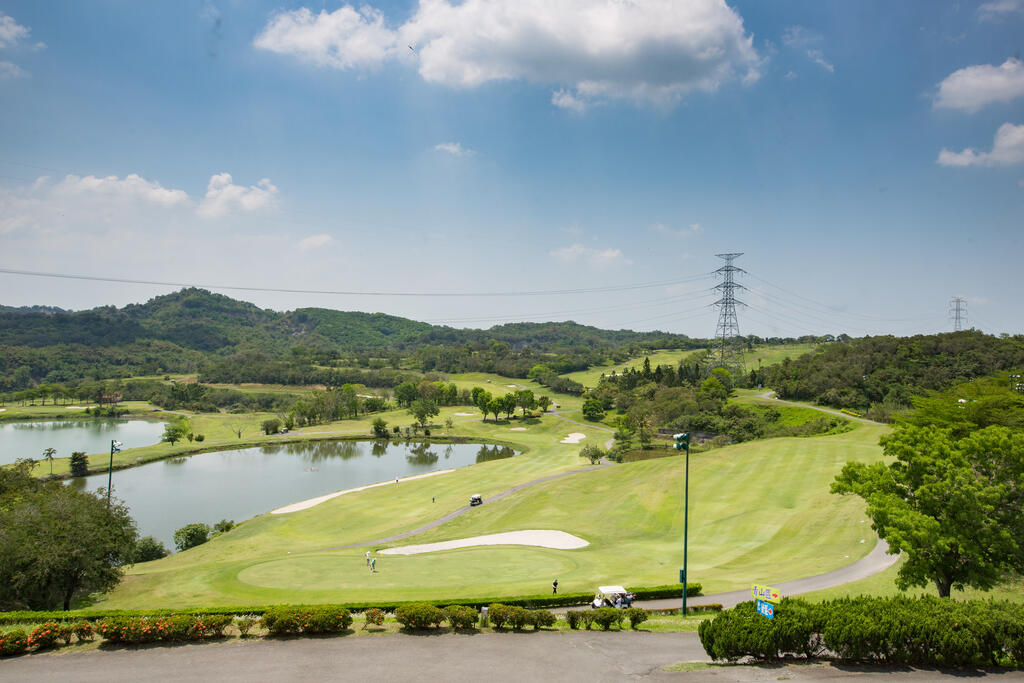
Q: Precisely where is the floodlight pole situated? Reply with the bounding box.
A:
[682,435,690,616]
[106,440,121,506]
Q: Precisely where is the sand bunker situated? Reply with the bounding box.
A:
[271,469,455,514]
[560,433,586,444]
[509,427,526,431]
[453,412,476,416]
[379,530,589,555]
[65,406,89,409]
[0,408,5,412]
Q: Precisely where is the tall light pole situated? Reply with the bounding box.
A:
[106,440,122,506]
[674,432,691,615]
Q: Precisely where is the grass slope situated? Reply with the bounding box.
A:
[92,417,888,609]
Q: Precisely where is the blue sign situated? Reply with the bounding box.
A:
[756,599,774,620]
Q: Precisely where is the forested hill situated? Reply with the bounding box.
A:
[764,330,1024,413]
[0,288,706,388]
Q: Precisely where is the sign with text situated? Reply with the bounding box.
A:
[756,599,775,620]
[751,584,781,603]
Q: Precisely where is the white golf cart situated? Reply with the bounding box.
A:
[591,585,634,609]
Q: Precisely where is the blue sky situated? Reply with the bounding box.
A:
[1,0,1022,339]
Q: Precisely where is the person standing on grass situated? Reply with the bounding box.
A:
[552,579,558,594]
[366,550,370,566]
[370,557,376,572]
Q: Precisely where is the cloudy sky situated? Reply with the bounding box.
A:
[1,0,1022,338]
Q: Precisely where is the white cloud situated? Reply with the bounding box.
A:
[297,233,334,250]
[0,60,26,79]
[784,70,798,80]
[254,5,399,70]
[434,141,474,157]
[0,13,29,49]
[806,49,834,73]
[197,173,278,218]
[552,88,587,113]
[653,222,703,237]
[978,0,1024,21]
[255,0,761,109]
[53,173,190,206]
[781,25,816,48]
[937,123,1024,167]
[550,243,632,266]
[934,59,1024,113]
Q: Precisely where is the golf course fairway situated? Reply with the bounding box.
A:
[93,418,890,609]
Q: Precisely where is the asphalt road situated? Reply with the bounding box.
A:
[3,632,1021,682]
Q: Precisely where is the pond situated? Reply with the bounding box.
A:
[0,419,165,467]
[69,440,517,549]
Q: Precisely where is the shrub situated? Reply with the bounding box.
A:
[262,607,352,635]
[565,610,583,630]
[173,522,211,551]
[133,536,170,563]
[27,622,63,650]
[70,451,89,477]
[506,606,533,631]
[212,519,235,534]
[362,608,385,629]
[192,614,233,638]
[72,621,94,641]
[236,616,259,637]
[395,603,444,630]
[623,608,648,629]
[195,433,205,442]
[444,605,478,630]
[261,418,281,435]
[488,603,511,629]
[532,609,557,630]
[0,629,28,657]
[580,611,596,630]
[592,608,623,631]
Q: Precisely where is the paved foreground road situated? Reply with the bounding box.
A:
[3,632,1022,682]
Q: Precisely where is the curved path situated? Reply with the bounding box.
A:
[623,538,898,612]
[756,391,879,426]
[315,461,610,551]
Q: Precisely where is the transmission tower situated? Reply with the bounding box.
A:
[949,296,967,331]
[712,253,746,374]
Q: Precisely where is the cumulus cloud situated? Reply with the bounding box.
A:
[0,12,29,49]
[297,233,334,250]
[978,0,1024,21]
[197,173,278,218]
[937,123,1024,167]
[254,0,761,109]
[434,141,474,157]
[52,173,190,206]
[550,243,632,266]
[551,89,587,113]
[934,58,1024,113]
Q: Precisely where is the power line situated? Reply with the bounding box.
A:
[0,267,714,299]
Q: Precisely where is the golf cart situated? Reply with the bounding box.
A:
[469,494,483,507]
[592,585,634,609]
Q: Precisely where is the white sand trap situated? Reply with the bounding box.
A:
[0,408,5,412]
[271,469,455,515]
[453,412,475,416]
[509,427,526,431]
[379,530,589,555]
[65,406,89,409]
[505,384,517,388]
[560,432,586,444]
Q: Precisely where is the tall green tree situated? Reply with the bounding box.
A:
[408,398,439,429]
[832,424,1024,597]
[0,468,137,610]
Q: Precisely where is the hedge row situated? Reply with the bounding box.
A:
[565,607,648,630]
[698,597,1024,667]
[0,584,702,625]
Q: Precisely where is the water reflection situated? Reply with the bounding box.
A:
[476,445,516,463]
[0,419,165,466]
[407,442,439,466]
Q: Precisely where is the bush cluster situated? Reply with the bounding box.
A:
[443,605,478,630]
[488,604,556,631]
[362,608,386,629]
[394,603,445,629]
[0,629,28,657]
[698,597,1024,667]
[261,607,352,635]
[96,614,232,644]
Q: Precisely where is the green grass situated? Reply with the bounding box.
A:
[90,416,889,610]
[560,350,704,389]
[0,400,160,422]
[743,343,820,369]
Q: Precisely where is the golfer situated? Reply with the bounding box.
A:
[552,579,558,594]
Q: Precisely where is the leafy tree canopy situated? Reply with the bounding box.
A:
[832,424,1024,597]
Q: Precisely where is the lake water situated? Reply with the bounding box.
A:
[69,440,516,549]
[0,419,165,467]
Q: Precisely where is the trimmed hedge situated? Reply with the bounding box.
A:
[443,605,478,630]
[0,583,703,625]
[395,604,444,630]
[96,614,233,644]
[698,597,1024,667]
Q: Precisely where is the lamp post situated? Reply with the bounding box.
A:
[106,440,122,506]
[674,432,691,615]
